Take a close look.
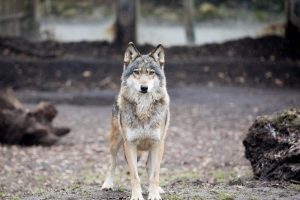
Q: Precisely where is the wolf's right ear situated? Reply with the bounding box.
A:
[123,42,141,68]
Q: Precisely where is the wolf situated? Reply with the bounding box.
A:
[101,42,170,200]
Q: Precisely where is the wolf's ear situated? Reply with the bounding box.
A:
[124,42,141,68]
[150,44,165,67]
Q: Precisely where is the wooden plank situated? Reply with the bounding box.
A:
[0,0,40,39]
[0,12,26,22]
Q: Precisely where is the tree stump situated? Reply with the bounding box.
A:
[0,89,70,146]
[286,0,300,44]
[243,108,300,181]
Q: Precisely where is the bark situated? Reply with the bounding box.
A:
[243,108,300,181]
[285,0,300,44]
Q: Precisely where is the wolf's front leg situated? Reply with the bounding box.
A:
[147,142,164,200]
[124,142,144,200]
[102,129,122,190]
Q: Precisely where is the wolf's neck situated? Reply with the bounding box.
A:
[121,89,165,121]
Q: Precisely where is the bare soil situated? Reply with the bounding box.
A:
[1,85,300,200]
[0,35,300,90]
[0,35,300,199]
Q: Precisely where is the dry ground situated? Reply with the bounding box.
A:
[1,85,300,200]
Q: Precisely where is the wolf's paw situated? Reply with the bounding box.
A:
[130,193,144,200]
[158,187,165,194]
[101,177,114,190]
[148,191,161,200]
[148,187,161,200]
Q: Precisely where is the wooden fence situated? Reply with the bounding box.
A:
[0,0,39,39]
[1,0,298,43]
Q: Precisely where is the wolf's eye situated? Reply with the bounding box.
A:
[133,70,140,75]
[149,70,155,75]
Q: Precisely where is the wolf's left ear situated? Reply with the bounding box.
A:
[124,42,141,68]
[150,44,165,67]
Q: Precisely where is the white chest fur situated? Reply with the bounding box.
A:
[125,127,161,143]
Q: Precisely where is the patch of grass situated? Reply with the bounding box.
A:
[217,192,234,200]
[35,175,47,182]
[160,171,200,185]
[11,197,21,200]
[190,195,205,200]
[116,187,126,193]
[83,173,98,184]
[0,192,6,198]
[213,170,226,183]
[30,186,45,194]
[290,184,300,192]
[247,196,260,200]
[164,194,205,200]
[77,170,107,185]
[210,170,237,183]
[164,194,184,200]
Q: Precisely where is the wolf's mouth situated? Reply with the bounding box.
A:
[140,91,148,94]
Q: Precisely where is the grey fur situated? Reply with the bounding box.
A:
[111,101,119,118]
[119,53,169,137]
[122,55,164,84]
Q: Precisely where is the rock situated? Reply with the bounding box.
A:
[0,89,70,146]
[243,108,300,181]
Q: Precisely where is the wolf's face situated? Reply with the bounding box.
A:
[121,42,165,94]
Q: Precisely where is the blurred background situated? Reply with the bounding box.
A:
[0,0,299,90]
[0,0,293,45]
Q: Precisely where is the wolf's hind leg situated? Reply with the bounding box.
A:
[102,127,122,190]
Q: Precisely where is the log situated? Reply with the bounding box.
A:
[243,108,300,181]
[0,89,70,146]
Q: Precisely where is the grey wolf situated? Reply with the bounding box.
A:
[102,42,170,200]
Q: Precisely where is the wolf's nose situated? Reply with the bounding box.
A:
[140,86,148,93]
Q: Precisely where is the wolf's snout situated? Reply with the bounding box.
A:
[140,86,148,93]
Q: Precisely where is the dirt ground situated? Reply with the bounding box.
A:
[1,35,300,90]
[1,85,300,200]
[0,35,300,199]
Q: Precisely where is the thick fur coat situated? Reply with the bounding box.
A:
[102,42,169,200]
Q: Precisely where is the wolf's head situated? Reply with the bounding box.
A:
[121,42,166,95]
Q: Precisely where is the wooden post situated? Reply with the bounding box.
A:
[183,0,195,45]
[21,0,40,40]
[115,0,138,45]
[285,0,300,44]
